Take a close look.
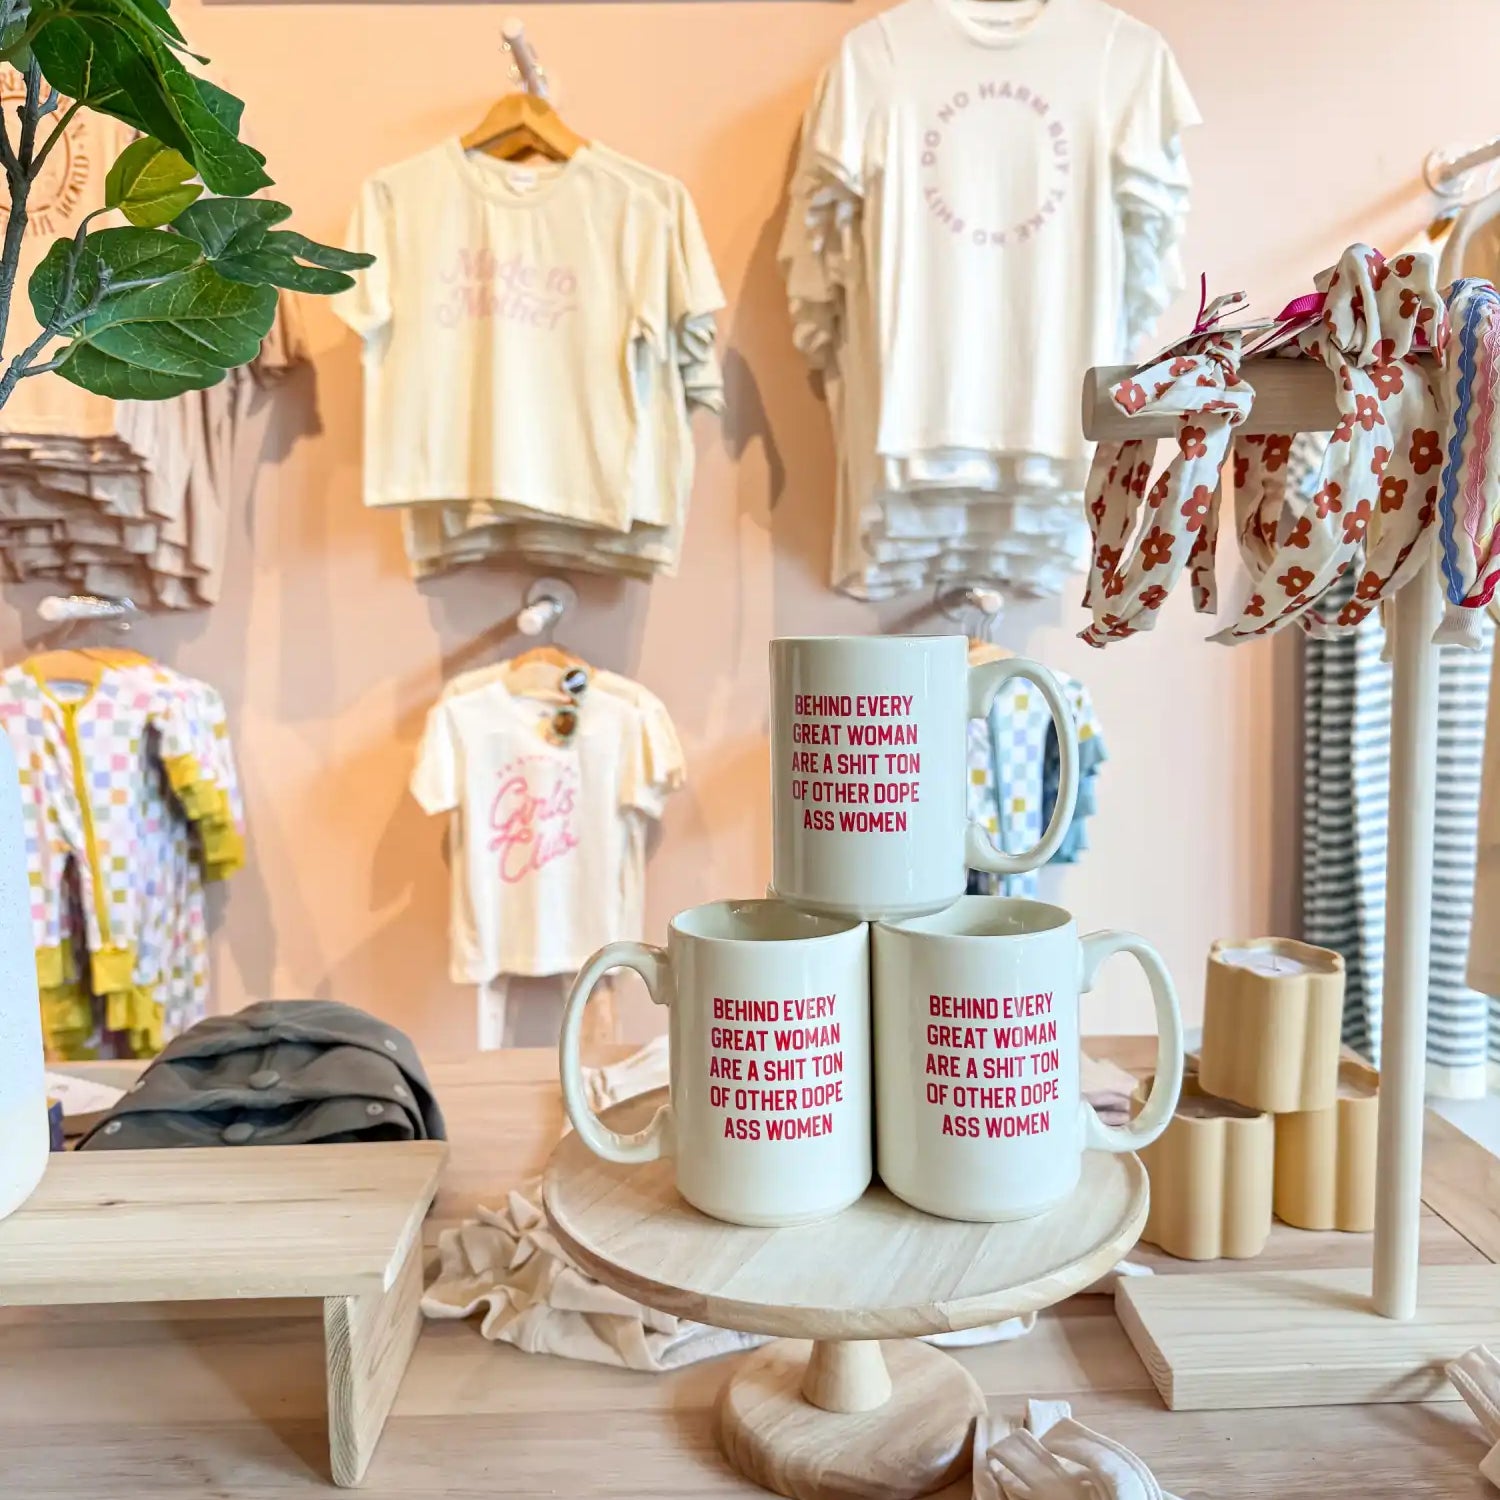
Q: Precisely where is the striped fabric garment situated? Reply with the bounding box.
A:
[1301,564,1499,1094]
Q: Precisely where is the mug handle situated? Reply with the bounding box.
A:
[1076,930,1184,1153]
[965,656,1081,876]
[559,941,675,1163]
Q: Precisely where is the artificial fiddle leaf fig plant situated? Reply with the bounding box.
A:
[0,0,370,408]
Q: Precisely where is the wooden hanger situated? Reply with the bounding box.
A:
[967,639,1014,664]
[503,645,591,707]
[510,643,588,672]
[24,650,106,688]
[79,647,150,668]
[460,92,585,163]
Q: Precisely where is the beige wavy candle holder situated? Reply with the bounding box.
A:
[1273,1057,1379,1232]
[1198,939,1346,1114]
[1134,1070,1274,1261]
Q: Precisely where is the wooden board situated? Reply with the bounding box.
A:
[325,1230,427,1486]
[1116,1264,1500,1411]
[544,1089,1148,1340]
[0,1143,446,1306]
[1422,1110,1500,1262]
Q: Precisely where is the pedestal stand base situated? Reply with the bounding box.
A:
[717,1338,984,1500]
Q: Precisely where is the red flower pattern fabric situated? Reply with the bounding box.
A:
[1080,327,1252,648]
[1214,244,1446,643]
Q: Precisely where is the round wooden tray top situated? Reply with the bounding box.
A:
[543,1088,1149,1342]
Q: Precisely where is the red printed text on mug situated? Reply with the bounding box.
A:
[921,991,1059,1138]
[708,994,846,1140]
[787,694,921,834]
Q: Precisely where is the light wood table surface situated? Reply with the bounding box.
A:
[4,1038,1498,1498]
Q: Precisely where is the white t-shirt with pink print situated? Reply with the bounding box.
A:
[411,675,683,982]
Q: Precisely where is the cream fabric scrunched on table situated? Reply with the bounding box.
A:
[974,1399,1184,1500]
[1214,245,1447,644]
[1447,1344,1500,1488]
[1078,322,1253,647]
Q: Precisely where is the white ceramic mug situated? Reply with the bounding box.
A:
[559,899,871,1226]
[769,634,1080,920]
[872,896,1184,1222]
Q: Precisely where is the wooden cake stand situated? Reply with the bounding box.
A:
[544,1089,1148,1500]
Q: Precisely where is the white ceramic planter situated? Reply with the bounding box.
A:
[0,732,47,1221]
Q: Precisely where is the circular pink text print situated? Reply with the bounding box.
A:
[921,80,1071,249]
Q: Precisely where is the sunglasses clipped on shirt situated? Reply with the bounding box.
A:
[548,666,590,745]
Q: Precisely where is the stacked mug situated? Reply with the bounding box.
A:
[560,635,1185,1227]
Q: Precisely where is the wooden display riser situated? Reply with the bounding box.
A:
[0,1142,446,1486]
[1117,1264,1500,1412]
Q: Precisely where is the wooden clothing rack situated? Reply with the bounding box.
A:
[1081,353,1500,1409]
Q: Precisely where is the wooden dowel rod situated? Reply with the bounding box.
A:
[1080,357,1439,442]
[1372,556,1443,1320]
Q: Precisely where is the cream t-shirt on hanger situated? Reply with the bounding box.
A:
[398,147,726,581]
[411,675,683,984]
[806,0,1198,471]
[335,143,671,530]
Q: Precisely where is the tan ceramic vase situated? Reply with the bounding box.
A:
[1199,938,1346,1114]
[1273,1058,1379,1232]
[1135,1070,1274,1261]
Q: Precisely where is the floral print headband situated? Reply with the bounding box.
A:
[1211,245,1446,644]
[1079,326,1252,647]
[1079,244,1490,651]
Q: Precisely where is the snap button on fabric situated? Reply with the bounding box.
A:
[103,1120,122,1135]
[365,1102,385,1117]
[222,1122,256,1144]
[247,1069,280,1090]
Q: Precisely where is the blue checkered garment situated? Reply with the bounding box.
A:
[967,672,1107,896]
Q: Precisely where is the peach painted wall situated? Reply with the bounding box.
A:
[3,0,1490,1056]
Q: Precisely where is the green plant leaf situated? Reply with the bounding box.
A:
[29,224,202,325]
[103,137,202,227]
[73,263,277,367]
[193,77,247,139]
[170,195,289,257]
[266,230,372,273]
[206,228,372,295]
[30,1,270,194]
[52,341,228,398]
[213,248,352,295]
